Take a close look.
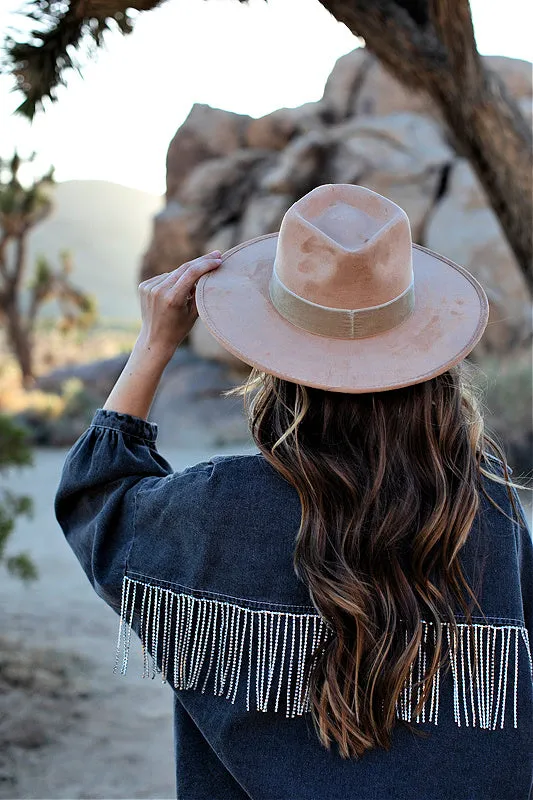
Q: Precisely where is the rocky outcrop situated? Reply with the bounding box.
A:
[261,113,453,242]
[189,319,248,371]
[483,56,533,101]
[149,349,249,447]
[141,48,532,363]
[140,201,204,279]
[36,354,129,395]
[425,160,532,352]
[245,102,325,151]
[321,51,533,123]
[322,49,433,122]
[165,105,252,199]
[34,347,250,448]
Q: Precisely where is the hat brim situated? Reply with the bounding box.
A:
[195,233,488,393]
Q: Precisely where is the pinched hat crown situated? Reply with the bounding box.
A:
[270,185,415,339]
[196,182,489,393]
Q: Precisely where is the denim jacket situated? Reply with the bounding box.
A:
[55,408,533,800]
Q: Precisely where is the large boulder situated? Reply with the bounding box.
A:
[329,113,453,240]
[425,160,532,354]
[261,130,329,196]
[149,349,250,448]
[262,114,453,242]
[321,48,370,122]
[518,96,533,124]
[140,201,207,282]
[354,62,434,119]
[483,56,533,100]
[322,50,432,122]
[245,102,325,151]
[166,104,252,199]
[189,319,248,371]
[237,192,292,242]
[480,345,533,474]
[322,50,532,124]
[36,354,129,395]
[204,224,239,255]
[179,149,274,231]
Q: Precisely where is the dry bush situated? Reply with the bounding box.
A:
[478,346,533,477]
[0,323,139,446]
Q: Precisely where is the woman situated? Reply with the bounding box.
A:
[55,184,532,800]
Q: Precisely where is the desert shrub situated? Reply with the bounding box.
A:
[13,378,100,447]
[478,347,533,477]
[0,414,37,582]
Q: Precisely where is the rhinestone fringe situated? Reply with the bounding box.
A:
[114,576,532,726]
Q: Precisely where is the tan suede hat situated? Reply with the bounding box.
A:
[195,184,489,393]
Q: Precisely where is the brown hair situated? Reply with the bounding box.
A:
[230,360,528,758]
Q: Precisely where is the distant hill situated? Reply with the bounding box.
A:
[28,180,162,320]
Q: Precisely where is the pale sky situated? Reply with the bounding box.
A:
[1,0,532,195]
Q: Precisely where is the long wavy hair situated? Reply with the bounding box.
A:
[229,360,528,758]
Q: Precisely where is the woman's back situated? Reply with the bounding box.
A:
[55,184,533,799]
[57,410,533,800]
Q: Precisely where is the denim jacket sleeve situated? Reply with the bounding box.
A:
[54,408,212,614]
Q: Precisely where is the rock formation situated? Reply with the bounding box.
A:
[141,48,532,366]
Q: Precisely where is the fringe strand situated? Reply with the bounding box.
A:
[113,576,532,727]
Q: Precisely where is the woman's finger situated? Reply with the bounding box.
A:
[174,255,222,299]
[165,251,222,285]
[141,250,220,302]
[138,251,221,294]
[138,272,169,291]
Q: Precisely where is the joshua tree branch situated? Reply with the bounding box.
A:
[25,284,48,335]
[3,0,168,117]
[0,234,10,282]
[11,236,26,293]
[428,0,482,92]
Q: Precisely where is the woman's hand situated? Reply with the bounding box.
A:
[102,250,222,420]
[137,250,222,361]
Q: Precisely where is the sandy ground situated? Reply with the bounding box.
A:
[1,443,254,800]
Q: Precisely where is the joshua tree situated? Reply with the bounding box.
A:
[2,1,532,290]
[0,153,96,387]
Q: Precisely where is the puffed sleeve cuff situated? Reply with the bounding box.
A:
[55,407,174,614]
[90,408,158,445]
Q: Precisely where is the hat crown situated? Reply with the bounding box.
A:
[274,184,413,310]
[196,181,489,393]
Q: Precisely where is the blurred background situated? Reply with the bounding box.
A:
[0,1,531,797]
